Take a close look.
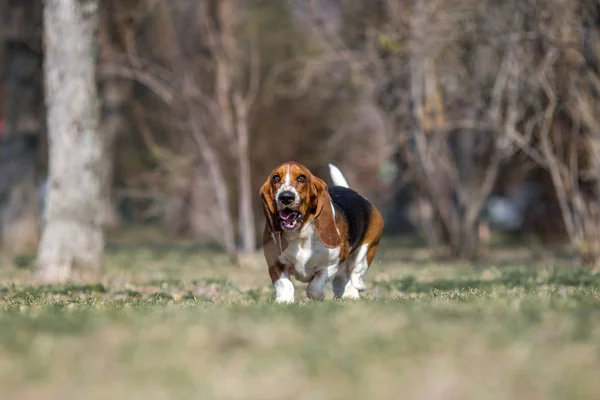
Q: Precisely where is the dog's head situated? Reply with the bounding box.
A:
[259,161,341,248]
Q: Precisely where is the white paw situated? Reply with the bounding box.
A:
[275,295,295,304]
[342,286,361,299]
[274,275,295,304]
[351,276,366,291]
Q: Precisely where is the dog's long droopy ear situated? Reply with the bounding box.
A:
[259,179,279,234]
[311,176,342,249]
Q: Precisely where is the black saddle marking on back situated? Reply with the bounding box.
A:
[328,186,372,253]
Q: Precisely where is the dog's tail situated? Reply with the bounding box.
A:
[328,163,350,188]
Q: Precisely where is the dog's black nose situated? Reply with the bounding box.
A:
[278,191,295,205]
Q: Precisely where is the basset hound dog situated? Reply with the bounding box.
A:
[259,161,384,303]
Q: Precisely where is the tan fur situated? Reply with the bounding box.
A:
[260,178,279,235]
[310,176,343,249]
[364,204,385,263]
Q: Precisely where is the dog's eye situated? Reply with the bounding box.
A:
[297,175,306,183]
[271,175,281,184]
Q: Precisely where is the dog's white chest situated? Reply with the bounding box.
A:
[279,222,339,281]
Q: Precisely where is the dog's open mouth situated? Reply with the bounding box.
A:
[278,208,302,231]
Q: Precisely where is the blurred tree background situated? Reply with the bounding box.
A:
[1,0,600,280]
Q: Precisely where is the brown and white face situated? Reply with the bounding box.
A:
[260,162,320,232]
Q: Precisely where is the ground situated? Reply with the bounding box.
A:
[1,228,600,400]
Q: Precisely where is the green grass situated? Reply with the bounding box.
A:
[1,231,600,399]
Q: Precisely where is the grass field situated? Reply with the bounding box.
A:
[1,229,600,400]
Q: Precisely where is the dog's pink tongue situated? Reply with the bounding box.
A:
[279,210,296,222]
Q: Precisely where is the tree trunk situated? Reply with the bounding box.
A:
[213,0,257,256]
[186,96,237,260]
[0,1,44,255]
[153,1,238,260]
[36,0,105,283]
[453,222,480,260]
[409,0,462,257]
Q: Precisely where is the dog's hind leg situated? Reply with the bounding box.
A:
[332,264,357,299]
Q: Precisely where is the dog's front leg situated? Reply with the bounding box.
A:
[306,271,327,300]
[307,265,337,301]
[269,262,295,304]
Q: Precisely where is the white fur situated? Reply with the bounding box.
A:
[332,269,358,299]
[284,166,291,185]
[330,200,340,235]
[350,243,370,291]
[274,272,295,303]
[279,220,340,282]
[278,218,341,302]
[275,165,300,210]
[328,163,350,188]
[332,243,369,299]
[340,276,360,299]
